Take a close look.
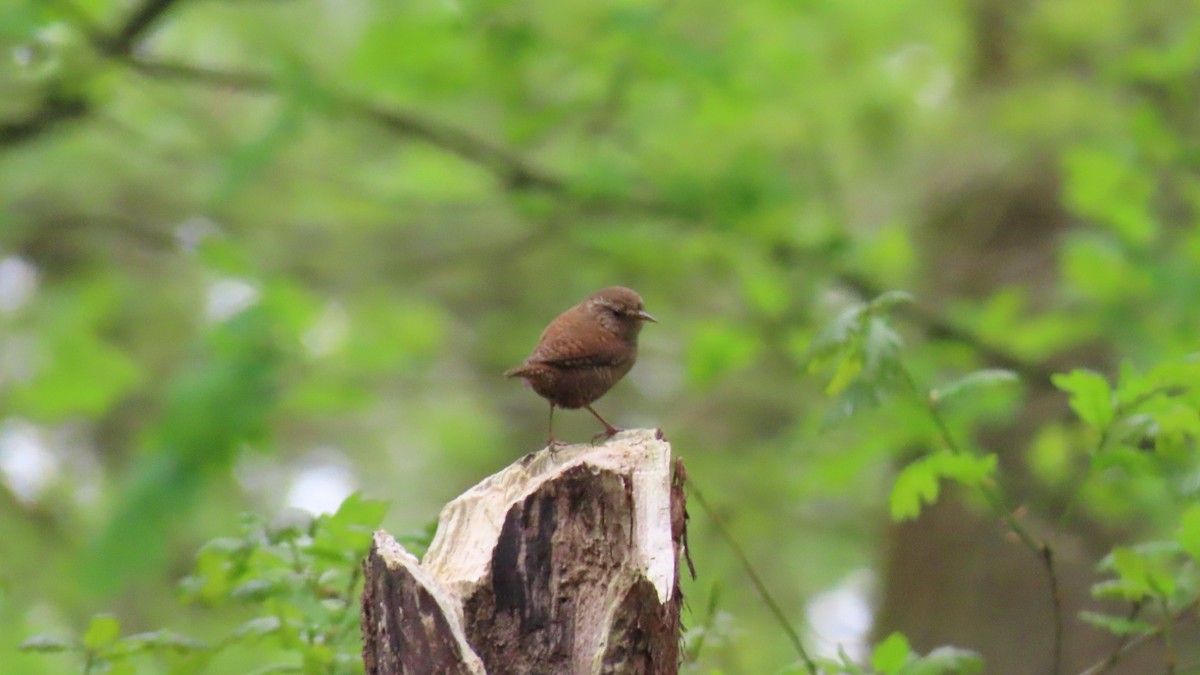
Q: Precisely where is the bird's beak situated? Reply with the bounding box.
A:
[633,310,657,323]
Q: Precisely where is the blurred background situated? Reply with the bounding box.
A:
[3,0,1200,672]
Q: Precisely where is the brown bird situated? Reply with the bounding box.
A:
[506,286,656,446]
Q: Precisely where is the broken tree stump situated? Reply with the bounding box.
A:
[361,428,688,675]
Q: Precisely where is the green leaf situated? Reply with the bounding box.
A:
[1179,505,1200,562]
[932,452,998,487]
[890,452,997,521]
[872,632,911,673]
[83,614,121,650]
[1107,546,1177,600]
[1090,580,1129,601]
[931,369,1020,406]
[132,630,208,652]
[862,317,903,377]
[232,616,283,640]
[1052,369,1115,430]
[311,493,389,559]
[112,630,209,656]
[825,352,864,397]
[891,458,940,521]
[820,380,884,429]
[868,290,915,313]
[903,646,983,674]
[19,634,75,653]
[327,492,389,531]
[1062,146,1157,247]
[1078,611,1155,636]
[231,579,280,602]
[806,305,868,364]
[1109,547,1150,599]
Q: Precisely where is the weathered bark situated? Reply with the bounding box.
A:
[362,429,687,675]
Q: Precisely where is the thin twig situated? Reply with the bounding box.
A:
[687,480,818,675]
[1077,600,1200,675]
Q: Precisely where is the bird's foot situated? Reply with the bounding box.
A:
[546,437,566,453]
[591,426,622,445]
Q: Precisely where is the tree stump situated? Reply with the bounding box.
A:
[361,428,688,675]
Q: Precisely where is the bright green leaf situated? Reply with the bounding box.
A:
[19,635,76,653]
[83,614,121,650]
[931,369,1019,406]
[868,290,915,313]
[1179,505,1200,562]
[1109,547,1152,600]
[872,632,911,673]
[1052,369,1115,430]
[891,452,997,521]
[891,458,940,521]
[1062,146,1157,247]
[903,646,983,674]
[931,452,998,487]
[231,616,282,641]
[1078,611,1155,636]
[825,353,864,397]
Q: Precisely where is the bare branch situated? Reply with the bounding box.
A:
[104,0,183,55]
[0,99,88,148]
[1,0,184,147]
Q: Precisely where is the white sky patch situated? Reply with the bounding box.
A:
[285,461,357,515]
[0,419,60,503]
[0,256,39,314]
[303,301,349,357]
[205,277,260,322]
[806,568,875,663]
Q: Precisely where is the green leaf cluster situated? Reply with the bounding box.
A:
[22,494,388,674]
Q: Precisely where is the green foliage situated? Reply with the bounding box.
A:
[23,494,386,674]
[4,0,1200,672]
[807,634,982,675]
[1052,369,1115,432]
[806,291,911,426]
[928,369,1019,407]
[889,451,997,522]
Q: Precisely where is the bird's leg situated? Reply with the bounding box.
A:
[546,403,563,452]
[585,404,622,444]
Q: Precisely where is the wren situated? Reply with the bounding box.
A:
[505,286,656,447]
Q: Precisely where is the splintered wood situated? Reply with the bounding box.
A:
[361,429,687,675]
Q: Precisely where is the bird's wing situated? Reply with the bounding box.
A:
[528,332,631,369]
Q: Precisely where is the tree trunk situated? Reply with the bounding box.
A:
[361,429,688,675]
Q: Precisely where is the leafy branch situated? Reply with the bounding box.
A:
[20,493,390,674]
[1077,599,1199,675]
[807,290,1063,674]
